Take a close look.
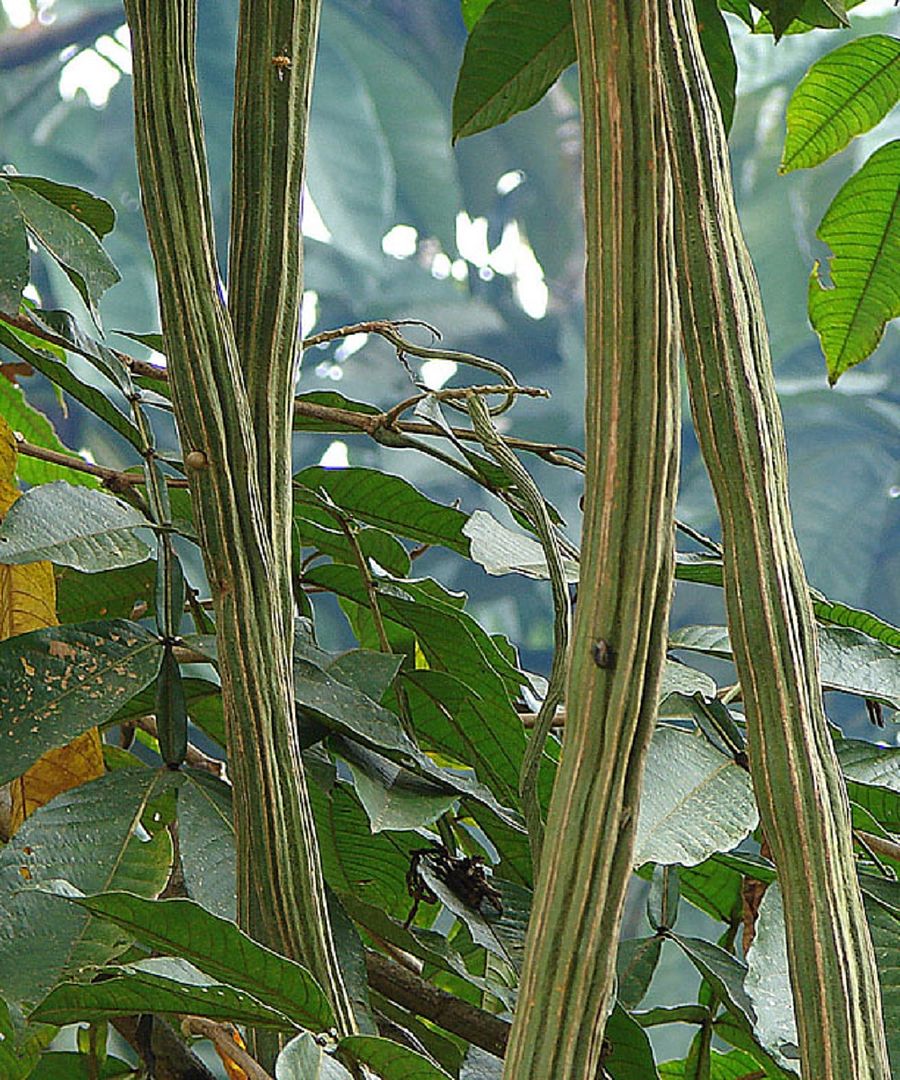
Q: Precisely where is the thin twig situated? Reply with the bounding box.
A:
[181,1017,273,1080]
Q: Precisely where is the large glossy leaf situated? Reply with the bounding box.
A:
[452,0,574,142]
[0,768,172,1008]
[451,0,736,141]
[0,620,162,786]
[277,1033,354,1080]
[9,184,119,322]
[781,36,900,173]
[836,738,900,791]
[343,744,459,833]
[296,467,469,554]
[809,139,900,382]
[338,1034,452,1079]
[75,893,335,1032]
[0,483,150,571]
[309,770,420,921]
[294,640,521,829]
[31,958,294,1030]
[0,178,28,314]
[633,726,757,869]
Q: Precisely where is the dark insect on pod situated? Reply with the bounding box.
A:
[592,639,614,669]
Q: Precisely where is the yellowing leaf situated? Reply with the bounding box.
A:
[0,415,103,837]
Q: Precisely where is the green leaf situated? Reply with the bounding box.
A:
[781,36,900,173]
[633,726,758,868]
[670,622,900,707]
[837,738,900,791]
[9,183,119,323]
[0,321,143,449]
[296,467,469,554]
[0,482,150,571]
[0,178,28,314]
[56,561,157,623]
[0,620,163,786]
[277,1033,354,1080]
[809,139,900,382]
[328,648,403,704]
[309,773,421,922]
[175,770,236,920]
[0,997,55,1080]
[294,644,521,830]
[605,1002,661,1080]
[7,176,116,239]
[463,509,580,581]
[75,893,335,1031]
[0,377,98,490]
[31,959,293,1029]
[404,668,525,821]
[293,390,380,433]
[672,934,758,1032]
[344,744,459,833]
[338,1034,452,1079]
[461,0,494,30]
[694,0,737,132]
[452,0,574,142]
[29,308,133,394]
[864,896,900,1075]
[0,768,173,1008]
[712,1015,799,1079]
[23,1052,135,1079]
[617,937,663,1010]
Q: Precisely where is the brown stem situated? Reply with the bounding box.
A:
[365,950,510,1059]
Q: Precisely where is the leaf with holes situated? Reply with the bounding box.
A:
[0,619,162,785]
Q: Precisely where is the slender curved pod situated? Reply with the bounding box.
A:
[502,3,680,1076]
[659,1,889,1075]
[229,1,316,631]
[123,0,355,1036]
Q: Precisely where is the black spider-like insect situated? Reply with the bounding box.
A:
[404,844,503,929]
